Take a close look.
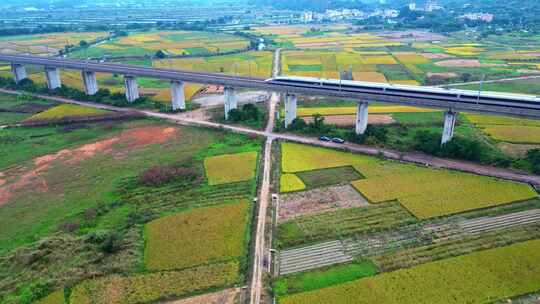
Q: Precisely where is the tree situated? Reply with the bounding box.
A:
[79,40,88,47]
[460,73,472,83]
[155,50,166,59]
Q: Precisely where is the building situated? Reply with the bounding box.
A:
[461,13,494,23]
[301,11,314,23]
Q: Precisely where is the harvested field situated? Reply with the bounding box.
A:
[279,184,369,222]
[435,59,502,67]
[482,125,540,144]
[69,261,239,304]
[496,142,540,157]
[421,53,453,59]
[427,72,457,78]
[303,114,395,126]
[166,288,240,304]
[278,202,416,248]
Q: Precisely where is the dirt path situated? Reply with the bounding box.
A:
[249,48,280,304]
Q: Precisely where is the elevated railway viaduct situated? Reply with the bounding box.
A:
[2,54,540,144]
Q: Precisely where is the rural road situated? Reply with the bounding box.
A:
[249,48,280,304]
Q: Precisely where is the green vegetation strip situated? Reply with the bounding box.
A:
[281,240,540,304]
[274,261,377,297]
[296,166,363,189]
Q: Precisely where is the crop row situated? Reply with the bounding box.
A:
[69,261,239,304]
[281,240,540,304]
[372,223,540,272]
[278,202,416,249]
[144,200,250,271]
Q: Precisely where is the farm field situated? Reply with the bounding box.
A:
[465,112,540,144]
[0,32,108,56]
[279,142,536,224]
[69,30,250,58]
[144,200,250,270]
[280,240,540,304]
[0,113,261,303]
[204,151,258,185]
[25,104,111,121]
[154,50,274,78]
[0,93,57,124]
[295,105,437,117]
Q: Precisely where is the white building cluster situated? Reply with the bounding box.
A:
[460,13,494,23]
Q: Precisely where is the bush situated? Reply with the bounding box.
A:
[138,165,200,187]
[413,130,488,162]
[526,149,540,174]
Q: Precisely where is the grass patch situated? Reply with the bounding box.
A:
[281,240,540,304]
[144,200,250,271]
[204,151,258,185]
[35,290,66,304]
[274,261,377,297]
[296,166,362,189]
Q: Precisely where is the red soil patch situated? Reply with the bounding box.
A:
[0,126,178,206]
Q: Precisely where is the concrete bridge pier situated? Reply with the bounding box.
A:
[284,93,297,128]
[355,101,369,135]
[441,110,457,145]
[224,86,237,119]
[82,71,98,95]
[45,67,61,90]
[124,75,139,102]
[11,64,27,83]
[170,80,186,111]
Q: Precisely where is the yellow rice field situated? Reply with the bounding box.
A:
[281,142,536,219]
[204,151,258,185]
[280,174,306,193]
[144,201,249,270]
[296,106,437,117]
[26,104,110,121]
[0,32,107,56]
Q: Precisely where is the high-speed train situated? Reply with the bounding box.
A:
[265,75,540,111]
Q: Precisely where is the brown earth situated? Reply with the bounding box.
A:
[166,288,240,304]
[497,142,540,158]
[0,126,178,206]
[279,184,369,222]
[427,72,457,78]
[435,59,503,68]
[422,53,453,59]
[303,114,395,126]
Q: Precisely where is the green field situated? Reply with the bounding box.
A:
[0,117,261,303]
[274,261,378,297]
